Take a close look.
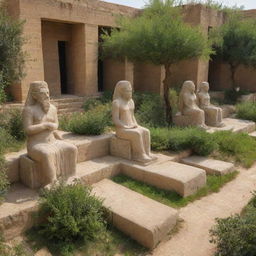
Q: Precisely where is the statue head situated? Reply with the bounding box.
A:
[25,81,50,112]
[199,82,209,93]
[113,80,132,101]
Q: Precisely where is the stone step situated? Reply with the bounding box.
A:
[92,179,178,249]
[249,131,256,138]
[207,118,255,134]
[58,108,84,114]
[120,156,206,197]
[181,156,235,176]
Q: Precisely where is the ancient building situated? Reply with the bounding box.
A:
[5,0,256,103]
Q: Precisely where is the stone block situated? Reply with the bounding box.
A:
[181,156,235,175]
[92,179,178,249]
[121,160,206,197]
[173,112,192,127]
[110,136,132,160]
[19,155,41,189]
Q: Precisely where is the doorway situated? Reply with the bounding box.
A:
[58,41,68,94]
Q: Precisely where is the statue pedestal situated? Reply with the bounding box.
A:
[20,155,41,189]
[110,136,132,160]
[173,112,193,127]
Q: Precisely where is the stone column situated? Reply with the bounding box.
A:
[12,18,44,102]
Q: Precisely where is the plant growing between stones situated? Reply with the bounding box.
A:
[101,0,212,123]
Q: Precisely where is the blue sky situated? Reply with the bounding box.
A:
[102,0,256,10]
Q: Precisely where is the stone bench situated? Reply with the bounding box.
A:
[173,112,194,127]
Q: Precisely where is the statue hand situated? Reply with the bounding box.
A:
[44,122,56,131]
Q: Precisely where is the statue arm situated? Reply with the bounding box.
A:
[23,107,48,135]
[131,101,138,127]
[112,100,126,128]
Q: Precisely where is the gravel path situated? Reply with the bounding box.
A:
[152,163,256,256]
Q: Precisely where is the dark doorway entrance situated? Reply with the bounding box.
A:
[98,26,112,92]
[58,41,68,94]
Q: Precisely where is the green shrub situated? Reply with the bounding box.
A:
[210,196,256,256]
[0,128,16,154]
[150,127,217,156]
[0,7,25,103]
[135,93,166,127]
[0,109,25,141]
[212,131,256,168]
[83,98,102,111]
[37,182,106,255]
[61,104,111,135]
[169,89,179,116]
[0,156,9,203]
[224,89,250,104]
[236,102,256,122]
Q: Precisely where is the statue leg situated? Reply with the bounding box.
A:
[116,129,151,162]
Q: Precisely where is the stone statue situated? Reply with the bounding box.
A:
[174,80,207,129]
[22,81,77,188]
[197,82,224,127]
[112,80,156,163]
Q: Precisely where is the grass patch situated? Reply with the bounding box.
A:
[212,131,256,168]
[236,102,256,122]
[112,172,239,208]
[27,226,148,256]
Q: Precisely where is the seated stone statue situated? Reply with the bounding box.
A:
[197,82,224,127]
[112,80,156,163]
[174,80,207,129]
[22,81,77,188]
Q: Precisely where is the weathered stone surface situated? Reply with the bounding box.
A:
[62,132,112,163]
[207,118,255,134]
[249,131,256,138]
[92,179,178,249]
[35,247,52,256]
[121,157,206,197]
[110,136,132,160]
[5,150,26,183]
[221,105,236,118]
[0,184,38,241]
[181,156,235,176]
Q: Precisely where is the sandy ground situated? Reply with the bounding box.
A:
[151,163,256,256]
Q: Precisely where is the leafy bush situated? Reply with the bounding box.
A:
[224,89,250,104]
[212,131,256,168]
[210,193,256,256]
[150,127,217,156]
[0,7,25,103]
[0,128,16,154]
[83,98,102,111]
[60,104,111,135]
[0,156,9,203]
[0,109,25,141]
[236,102,256,122]
[37,182,106,255]
[135,93,167,127]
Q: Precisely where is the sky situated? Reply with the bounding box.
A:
[102,0,256,10]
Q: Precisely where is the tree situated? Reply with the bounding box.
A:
[0,4,25,103]
[101,0,212,123]
[213,13,256,90]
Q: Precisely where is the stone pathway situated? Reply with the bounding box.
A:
[151,163,256,256]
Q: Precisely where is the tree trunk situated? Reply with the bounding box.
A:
[163,63,172,125]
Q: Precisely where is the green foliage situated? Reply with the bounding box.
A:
[212,14,256,88]
[0,156,9,203]
[224,88,250,104]
[210,194,256,256]
[0,109,25,141]
[0,128,17,154]
[212,131,256,168]
[150,127,217,156]
[236,102,256,122]
[135,93,167,127]
[60,104,111,136]
[0,6,25,103]
[37,182,107,255]
[102,0,212,65]
[113,172,238,208]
